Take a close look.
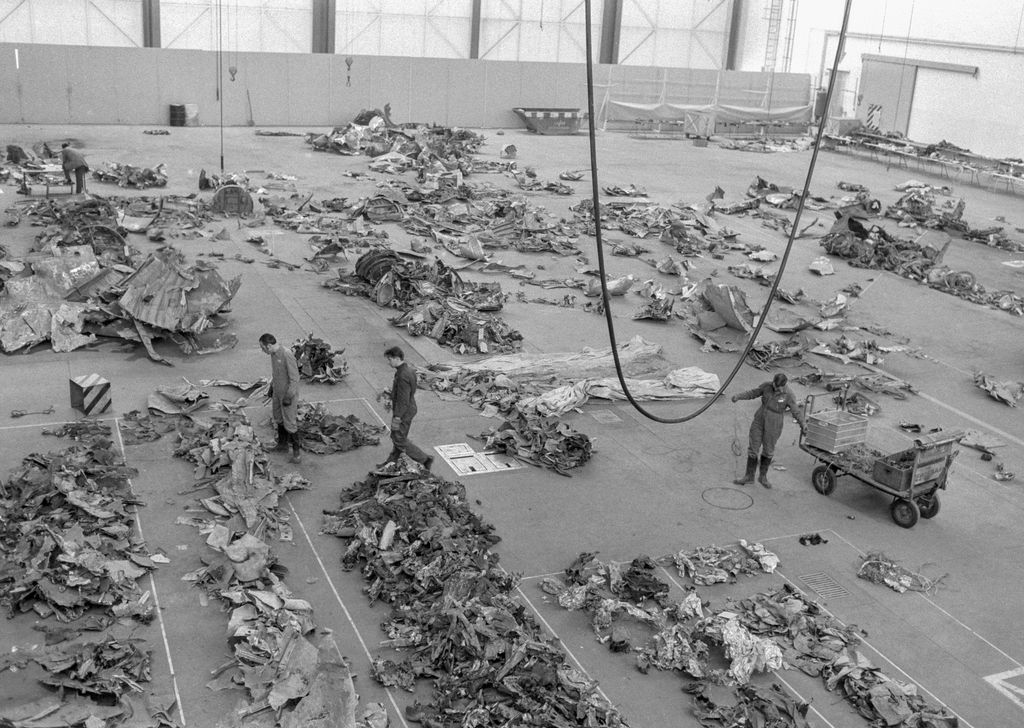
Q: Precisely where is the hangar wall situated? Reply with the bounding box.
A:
[0,42,806,128]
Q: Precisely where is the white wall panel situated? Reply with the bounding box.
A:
[477,0,600,63]
[162,0,311,52]
[0,0,141,46]
[618,0,729,69]
[335,0,472,59]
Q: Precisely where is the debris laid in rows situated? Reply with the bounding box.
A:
[292,333,349,383]
[0,423,182,725]
[172,412,367,726]
[322,470,623,727]
[857,552,947,593]
[295,401,385,454]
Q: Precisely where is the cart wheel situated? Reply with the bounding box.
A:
[918,494,940,519]
[891,498,920,529]
[811,465,837,495]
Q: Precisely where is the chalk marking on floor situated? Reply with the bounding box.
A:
[774,567,977,728]
[657,565,838,728]
[504,570,614,708]
[286,497,411,728]
[825,528,1023,669]
[983,668,1024,712]
[114,421,187,726]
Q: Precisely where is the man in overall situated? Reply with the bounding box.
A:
[731,372,804,488]
[380,346,433,471]
[60,143,89,194]
[260,333,301,463]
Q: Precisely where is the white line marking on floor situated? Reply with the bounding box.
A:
[824,529,1023,668]
[656,564,837,728]
[113,420,187,726]
[0,415,119,432]
[506,572,615,708]
[285,497,411,728]
[774,567,977,728]
[983,668,1024,711]
[518,570,571,581]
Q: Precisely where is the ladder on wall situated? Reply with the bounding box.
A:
[762,0,784,72]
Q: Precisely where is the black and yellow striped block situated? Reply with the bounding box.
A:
[70,373,112,416]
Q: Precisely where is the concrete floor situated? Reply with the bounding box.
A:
[1,122,1023,728]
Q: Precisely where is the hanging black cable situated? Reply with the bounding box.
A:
[218,0,225,174]
[582,0,853,424]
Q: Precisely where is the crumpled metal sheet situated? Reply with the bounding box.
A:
[117,246,241,335]
[92,161,168,189]
[973,371,1024,406]
[322,471,623,728]
[480,408,593,475]
[689,682,811,728]
[291,333,349,384]
[171,412,359,728]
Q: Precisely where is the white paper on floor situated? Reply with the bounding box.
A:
[435,443,523,476]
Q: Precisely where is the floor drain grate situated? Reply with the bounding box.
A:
[798,572,850,600]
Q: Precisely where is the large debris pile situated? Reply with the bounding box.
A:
[0,423,179,725]
[545,549,959,727]
[322,470,624,727]
[326,250,522,354]
[172,413,378,727]
[479,407,594,475]
[1,197,242,361]
[0,422,155,622]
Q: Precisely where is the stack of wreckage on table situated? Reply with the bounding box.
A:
[0,196,241,363]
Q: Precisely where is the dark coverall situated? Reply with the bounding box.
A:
[60,147,89,194]
[270,346,300,454]
[734,382,802,486]
[386,362,430,465]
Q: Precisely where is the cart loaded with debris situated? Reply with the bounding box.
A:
[799,393,962,528]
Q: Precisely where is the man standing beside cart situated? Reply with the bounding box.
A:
[731,372,804,488]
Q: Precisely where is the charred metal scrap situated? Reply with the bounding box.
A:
[92,161,168,189]
[292,333,349,383]
[326,250,523,354]
[821,216,1024,315]
[295,401,385,454]
[478,407,593,475]
[321,471,624,727]
[0,422,157,624]
[173,415,310,533]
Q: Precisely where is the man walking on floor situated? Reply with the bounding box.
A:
[731,372,804,488]
[60,142,89,194]
[380,346,433,471]
[260,333,302,463]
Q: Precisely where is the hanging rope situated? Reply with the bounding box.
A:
[580,0,854,424]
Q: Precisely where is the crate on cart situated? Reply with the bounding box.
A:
[803,409,868,453]
[871,431,962,493]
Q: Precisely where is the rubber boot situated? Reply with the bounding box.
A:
[289,431,302,464]
[734,455,757,485]
[758,456,773,489]
[268,423,289,452]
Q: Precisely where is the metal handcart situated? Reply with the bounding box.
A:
[798,393,963,528]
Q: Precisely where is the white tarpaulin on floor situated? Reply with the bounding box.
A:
[520,367,721,416]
